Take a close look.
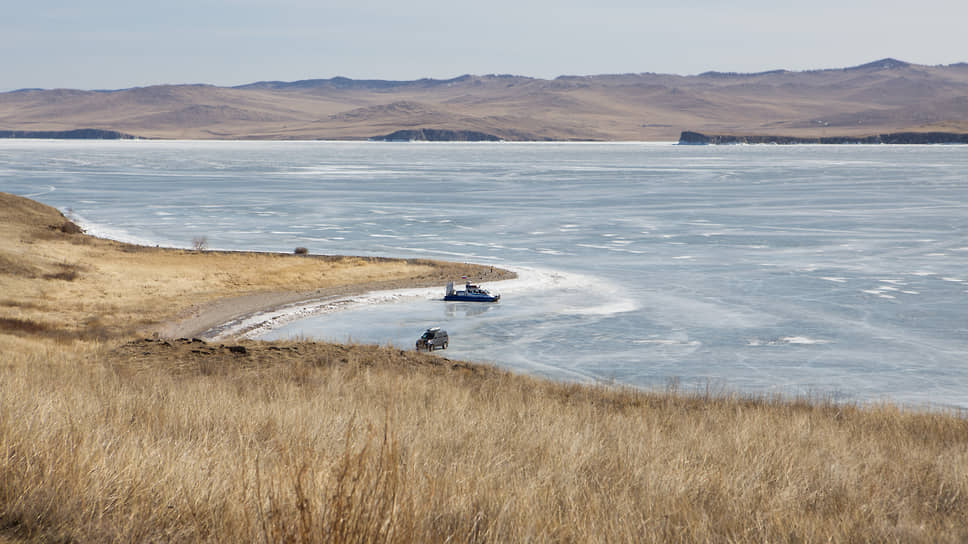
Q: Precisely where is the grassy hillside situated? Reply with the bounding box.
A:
[1,193,967,542]
[2,59,967,141]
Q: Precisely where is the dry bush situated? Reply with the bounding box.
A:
[192,236,209,251]
[0,315,110,343]
[0,316,50,335]
[294,247,309,255]
[41,262,81,281]
[59,220,83,234]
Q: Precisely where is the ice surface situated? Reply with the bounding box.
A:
[3,140,968,409]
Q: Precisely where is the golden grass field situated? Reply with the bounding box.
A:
[1,192,967,543]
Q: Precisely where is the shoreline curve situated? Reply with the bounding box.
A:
[157,273,518,342]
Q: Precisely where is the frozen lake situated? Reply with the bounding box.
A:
[3,139,968,409]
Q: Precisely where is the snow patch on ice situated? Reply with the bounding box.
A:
[748,336,831,346]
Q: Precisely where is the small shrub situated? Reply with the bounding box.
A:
[0,317,50,334]
[192,236,208,251]
[42,270,78,281]
[59,221,83,234]
[42,263,80,281]
[79,316,111,341]
[294,247,308,255]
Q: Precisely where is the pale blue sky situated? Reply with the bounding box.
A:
[3,1,965,91]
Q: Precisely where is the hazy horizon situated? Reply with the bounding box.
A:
[5,57,966,94]
[5,1,967,92]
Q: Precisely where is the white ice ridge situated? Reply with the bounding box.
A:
[219,264,639,341]
[21,185,57,198]
[486,264,641,316]
[747,336,831,346]
[67,211,166,248]
[217,284,450,341]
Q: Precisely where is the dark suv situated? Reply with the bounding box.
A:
[416,327,449,351]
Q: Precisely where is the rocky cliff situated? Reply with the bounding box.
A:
[679,131,968,145]
[0,128,138,139]
[370,129,502,142]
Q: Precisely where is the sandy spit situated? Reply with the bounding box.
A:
[157,277,494,341]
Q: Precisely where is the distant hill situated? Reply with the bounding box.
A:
[1,58,966,141]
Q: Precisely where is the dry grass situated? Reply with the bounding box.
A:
[1,339,966,543]
[2,193,967,542]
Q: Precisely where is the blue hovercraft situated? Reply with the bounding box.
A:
[444,281,501,302]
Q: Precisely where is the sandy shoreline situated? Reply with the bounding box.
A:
[162,264,612,343]
[155,285,416,341]
[154,287,355,340]
[155,275,516,342]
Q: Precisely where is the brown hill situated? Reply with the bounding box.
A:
[1,58,967,141]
